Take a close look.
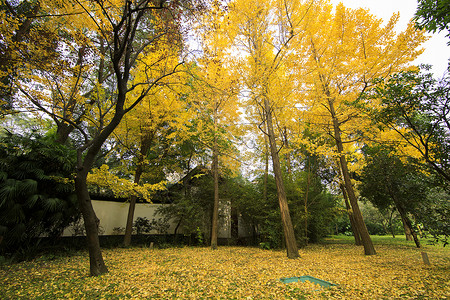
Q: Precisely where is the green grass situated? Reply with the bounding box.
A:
[325,234,449,250]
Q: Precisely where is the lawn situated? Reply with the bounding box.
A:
[1,237,449,299]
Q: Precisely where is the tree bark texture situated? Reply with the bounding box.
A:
[74,101,125,275]
[75,171,108,276]
[123,165,143,247]
[283,127,292,175]
[124,131,153,247]
[400,215,414,241]
[394,202,421,248]
[304,163,310,245]
[329,100,376,255]
[263,128,269,203]
[389,209,396,238]
[231,206,239,242]
[339,182,362,245]
[264,96,299,259]
[210,106,220,250]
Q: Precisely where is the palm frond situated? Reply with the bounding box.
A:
[32,168,46,180]
[18,179,38,196]
[54,182,73,194]
[43,197,64,212]
[49,211,64,224]
[9,223,27,242]
[6,203,26,223]
[0,179,19,206]
[0,225,7,235]
[25,194,43,208]
[15,161,38,178]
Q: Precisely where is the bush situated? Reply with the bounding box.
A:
[133,217,153,235]
[0,131,80,257]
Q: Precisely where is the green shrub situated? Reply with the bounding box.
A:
[0,131,80,257]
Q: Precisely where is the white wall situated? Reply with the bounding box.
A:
[63,200,177,236]
[63,200,233,238]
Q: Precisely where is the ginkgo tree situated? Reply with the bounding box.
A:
[190,5,242,248]
[227,0,320,259]
[293,2,427,254]
[0,1,55,113]
[6,0,205,276]
[108,81,192,247]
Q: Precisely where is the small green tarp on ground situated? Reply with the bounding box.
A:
[279,275,337,288]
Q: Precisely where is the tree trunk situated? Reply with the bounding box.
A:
[329,100,376,255]
[74,108,124,276]
[390,226,396,238]
[381,221,388,236]
[304,163,310,245]
[231,206,239,243]
[400,215,414,241]
[264,96,299,259]
[75,170,108,276]
[263,114,269,203]
[395,203,421,248]
[55,123,74,144]
[283,127,292,175]
[414,216,424,238]
[339,182,362,245]
[123,165,143,247]
[389,209,396,238]
[123,130,153,247]
[123,195,137,246]
[211,105,220,250]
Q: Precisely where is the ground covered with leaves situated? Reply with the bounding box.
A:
[1,239,449,299]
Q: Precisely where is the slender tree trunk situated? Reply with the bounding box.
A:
[74,116,123,276]
[55,123,74,144]
[123,131,153,246]
[75,169,108,276]
[414,216,424,238]
[389,209,396,238]
[123,195,138,246]
[400,215,414,241]
[174,217,182,235]
[394,202,420,248]
[381,221,388,236]
[339,182,362,246]
[74,103,124,276]
[263,114,269,203]
[390,226,396,238]
[231,206,239,243]
[336,160,361,245]
[283,127,292,175]
[339,182,362,245]
[123,166,143,247]
[211,105,220,250]
[329,100,376,255]
[304,163,310,245]
[264,96,299,259]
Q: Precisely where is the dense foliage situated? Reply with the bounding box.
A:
[228,173,339,248]
[416,187,450,246]
[415,0,450,43]
[0,131,79,256]
[365,67,450,183]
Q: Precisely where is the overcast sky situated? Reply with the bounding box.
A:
[329,0,450,77]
